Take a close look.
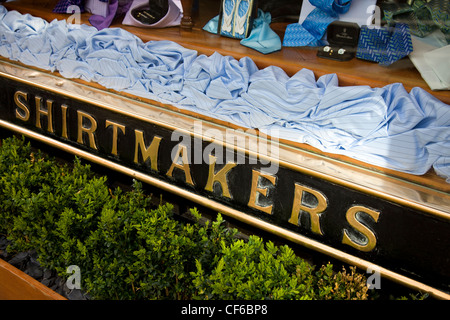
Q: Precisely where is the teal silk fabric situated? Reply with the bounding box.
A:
[203,9,282,54]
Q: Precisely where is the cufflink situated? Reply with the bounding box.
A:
[338,48,346,55]
[323,46,331,52]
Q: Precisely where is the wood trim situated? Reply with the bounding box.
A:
[0,259,66,300]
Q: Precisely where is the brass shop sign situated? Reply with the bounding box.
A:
[0,61,449,298]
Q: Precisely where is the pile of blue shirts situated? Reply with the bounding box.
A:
[0,5,449,182]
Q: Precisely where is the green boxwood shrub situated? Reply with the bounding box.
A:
[0,135,376,300]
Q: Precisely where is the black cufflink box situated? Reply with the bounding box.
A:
[317,21,361,61]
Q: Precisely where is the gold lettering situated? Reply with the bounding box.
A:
[289,183,328,235]
[205,154,236,198]
[61,105,68,139]
[248,170,276,214]
[77,110,98,150]
[342,205,380,252]
[105,120,126,156]
[134,130,162,171]
[166,144,194,186]
[14,91,30,121]
[35,97,54,133]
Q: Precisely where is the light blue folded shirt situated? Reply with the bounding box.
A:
[0,5,449,182]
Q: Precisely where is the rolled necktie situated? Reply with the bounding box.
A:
[356,23,413,66]
[283,0,352,47]
[53,0,85,13]
[122,0,182,28]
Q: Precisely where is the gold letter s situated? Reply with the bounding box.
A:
[14,91,30,121]
[342,205,380,252]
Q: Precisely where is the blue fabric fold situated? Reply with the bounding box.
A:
[240,10,281,54]
[1,5,449,181]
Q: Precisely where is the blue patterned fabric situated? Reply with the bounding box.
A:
[356,23,413,66]
[283,0,352,47]
[219,0,256,39]
[384,0,449,42]
[283,22,323,47]
[1,5,449,181]
[204,9,281,54]
[52,0,85,13]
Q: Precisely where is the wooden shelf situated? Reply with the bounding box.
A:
[3,0,450,105]
[1,0,449,192]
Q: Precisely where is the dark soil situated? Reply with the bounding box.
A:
[0,235,89,300]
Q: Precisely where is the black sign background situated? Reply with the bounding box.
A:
[1,75,449,294]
